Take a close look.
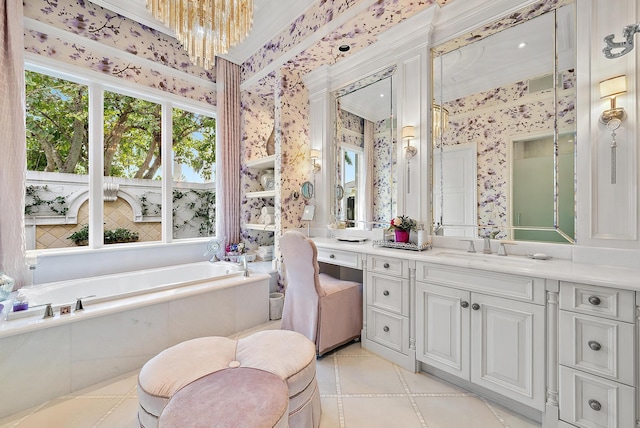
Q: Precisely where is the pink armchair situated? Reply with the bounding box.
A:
[279,231,363,356]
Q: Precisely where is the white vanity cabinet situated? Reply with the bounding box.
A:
[362,254,415,371]
[558,282,636,428]
[415,262,546,411]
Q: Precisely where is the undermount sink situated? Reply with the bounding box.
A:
[433,251,540,266]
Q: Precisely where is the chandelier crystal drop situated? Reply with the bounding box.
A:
[145,0,254,70]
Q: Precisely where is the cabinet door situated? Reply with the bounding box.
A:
[416,282,470,380]
[470,294,545,411]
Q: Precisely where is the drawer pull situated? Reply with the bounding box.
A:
[588,340,602,351]
[588,399,602,411]
[460,301,469,308]
[383,262,390,269]
[471,303,480,311]
[329,254,335,259]
[588,295,601,306]
[383,326,390,332]
[383,290,390,296]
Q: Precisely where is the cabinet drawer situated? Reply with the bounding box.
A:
[416,263,544,304]
[559,366,635,428]
[559,282,635,322]
[366,307,409,354]
[559,311,635,385]
[317,247,360,269]
[368,255,407,278]
[367,273,409,315]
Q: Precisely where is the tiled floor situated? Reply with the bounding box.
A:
[0,322,541,428]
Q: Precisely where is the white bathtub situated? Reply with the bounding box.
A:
[12,261,242,317]
[0,261,270,419]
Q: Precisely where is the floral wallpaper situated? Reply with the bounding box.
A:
[242,0,436,84]
[373,117,397,224]
[441,71,576,237]
[240,90,276,250]
[275,69,311,235]
[24,0,216,105]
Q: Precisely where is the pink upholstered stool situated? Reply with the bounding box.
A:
[158,367,289,428]
[137,330,320,428]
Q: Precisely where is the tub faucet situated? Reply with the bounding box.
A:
[239,255,249,277]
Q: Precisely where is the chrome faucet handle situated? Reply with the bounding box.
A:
[43,303,54,319]
[498,241,516,256]
[461,240,476,253]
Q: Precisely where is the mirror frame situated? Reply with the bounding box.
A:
[431,0,576,244]
[331,65,398,229]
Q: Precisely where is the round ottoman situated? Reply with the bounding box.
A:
[158,367,288,428]
[137,330,321,428]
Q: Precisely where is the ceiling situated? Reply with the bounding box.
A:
[88,0,317,64]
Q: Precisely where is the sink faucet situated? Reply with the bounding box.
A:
[483,237,492,254]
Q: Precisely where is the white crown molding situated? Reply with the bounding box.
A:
[24,17,215,91]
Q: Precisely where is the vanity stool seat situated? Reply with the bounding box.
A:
[158,367,289,428]
[137,330,320,428]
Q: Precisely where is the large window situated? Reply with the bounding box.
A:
[24,68,217,250]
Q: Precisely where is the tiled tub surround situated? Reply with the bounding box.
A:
[312,237,640,426]
[0,269,269,419]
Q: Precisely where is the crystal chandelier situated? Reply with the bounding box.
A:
[432,103,449,147]
[145,0,254,70]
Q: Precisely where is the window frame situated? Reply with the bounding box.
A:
[25,56,218,252]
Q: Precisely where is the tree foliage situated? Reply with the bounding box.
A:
[25,71,216,180]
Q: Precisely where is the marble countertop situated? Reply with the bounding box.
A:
[312,237,640,291]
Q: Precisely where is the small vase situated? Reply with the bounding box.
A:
[260,169,275,191]
[394,229,410,243]
[0,272,15,300]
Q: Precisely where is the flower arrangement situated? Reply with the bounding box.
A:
[389,215,417,232]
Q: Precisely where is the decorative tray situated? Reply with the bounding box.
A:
[373,240,431,251]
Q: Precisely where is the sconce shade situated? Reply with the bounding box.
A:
[310,149,321,160]
[599,75,627,125]
[401,126,415,140]
[599,75,627,99]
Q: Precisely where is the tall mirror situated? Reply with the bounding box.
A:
[432,1,576,243]
[333,67,397,229]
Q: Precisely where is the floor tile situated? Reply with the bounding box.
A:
[342,397,422,428]
[319,397,340,428]
[95,398,139,428]
[9,397,120,428]
[338,354,405,394]
[316,355,338,395]
[491,402,541,428]
[334,341,372,356]
[414,396,503,428]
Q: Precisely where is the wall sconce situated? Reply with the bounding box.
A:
[402,126,417,159]
[599,75,627,125]
[310,149,321,174]
[599,75,627,185]
[402,126,416,194]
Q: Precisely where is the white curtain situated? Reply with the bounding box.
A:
[215,58,241,244]
[364,120,374,227]
[0,0,27,288]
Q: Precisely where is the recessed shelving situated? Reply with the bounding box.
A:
[245,223,276,232]
[245,190,276,198]
[246,154,276,170]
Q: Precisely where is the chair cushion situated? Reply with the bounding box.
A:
[318,273,361,295]
[158,367,288,428]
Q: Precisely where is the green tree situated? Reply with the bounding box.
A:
[25,71,216,180]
